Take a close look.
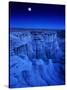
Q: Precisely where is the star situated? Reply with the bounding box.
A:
[28,7,32,12]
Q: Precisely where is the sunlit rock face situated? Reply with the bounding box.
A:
[9,29,65,88]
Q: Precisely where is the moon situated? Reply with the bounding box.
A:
[28,7,32,11]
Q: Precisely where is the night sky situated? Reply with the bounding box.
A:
[9,2,65,30]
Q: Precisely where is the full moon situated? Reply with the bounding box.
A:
[28,7,32,11]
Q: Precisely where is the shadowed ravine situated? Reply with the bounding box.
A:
[9,29,65,88]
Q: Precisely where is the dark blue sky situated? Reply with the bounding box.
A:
[9,2,65,30]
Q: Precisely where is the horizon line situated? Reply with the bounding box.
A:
[9,27,65,30]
